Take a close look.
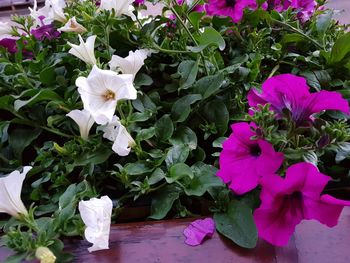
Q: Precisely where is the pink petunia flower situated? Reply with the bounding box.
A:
[217,122,284,195]
[248,74,350,125]
[183,218,215,246]
[205,0,267,23]
[270,0,317,22]
[0,38,18,53]
[253,162,350,247]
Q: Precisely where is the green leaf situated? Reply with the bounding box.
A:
[155,114,174,141]
[124,161,154,175]
[202,100,229,135]
[214,201,258,248]
[8,128,41,160]
[166,163,194,183]
[170,126,197,150]
[184,163,223,196]
[40,66,56,85]
[134,73,153,87]
[59,184,77,209]
[14,89,61,111]
[148,168,165,185]
[74,145,113,166]
[149,185,181,219]
[136,127,155,142]
[178,60,199,89]
[189,27,226,52]
[194,73,225,99]
[3,253,27,263]
[329,32,350,64]
[171,94,202,122]
[165,144,190,167]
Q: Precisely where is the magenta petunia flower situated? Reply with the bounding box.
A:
[217,122,284,195]
[134,0,144,6]
[248,74,350,125]
[270,0,317,22]
[205,0,267,23]
[253,162,350,247]
[0,38,18,53]
[183,218,215,246]
[30,16,60,41]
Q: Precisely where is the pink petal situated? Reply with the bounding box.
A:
[183,218,215,246]
[306,91,350,116]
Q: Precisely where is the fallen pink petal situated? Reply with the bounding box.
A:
[183,218,216,246]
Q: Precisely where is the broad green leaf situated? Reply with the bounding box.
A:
[166,163,194,183]
[155,114,174,141]
[194,73,225,99]
[184,163,223,196]
[40,66,56,85]
[136,127,155,142]
[14,89,61,111]
[329,32,350,64]
[59,184,77,209]
[134,73,153,87]
[202,100,229,136]
[8,128,41,160]
[148,168,165,185]
[74,145,113,166]
[178,60,198,89]
[171,94,202,122]
[190,27,226,52]
[214,201,258,248]
[170,126,197,150]
[165,144,190,167]
[124,161,154,175]
[149,185,181,219]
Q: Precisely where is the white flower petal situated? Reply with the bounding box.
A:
[0,166,31,217]
[0,22,13,38]
[78,196,113,253]
[66,109,94,140]
[68,35,97,65]
[99,0,135,19]
[76,66,137,125]
[58,17,87,33]
[109,49,149,79]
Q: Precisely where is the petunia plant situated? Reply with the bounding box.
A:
[0,0,350,261]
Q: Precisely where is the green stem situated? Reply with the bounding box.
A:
[268,64,280,78]
[271,18,323,49]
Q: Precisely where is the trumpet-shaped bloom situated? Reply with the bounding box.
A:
[248,74,350,125]
[0,166,31,217]
[29,0,66,25]
[183,218,215,246]
[58,17,87,33]
[76,66,136,125]
[217,122,284,195]
[109,49,149,79]
[253,162,350,246]
[68,35,97,65]
[0,22,13,38]
[101,116,135,156]
[31,18,61,41]
[206,0,267,23]
[66,109,94,140]
[78,196,113,252]
[99,0,136,19]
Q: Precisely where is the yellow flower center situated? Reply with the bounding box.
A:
[103,90,116,101]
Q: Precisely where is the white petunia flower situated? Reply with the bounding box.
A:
[102,116,135,156]
[58,17,87,33]
[0,166,31,218]
[109,49,149,80]
[0,22,13,38]
[68,35,97,65]
[78,196,113,253]
[29,0,66,26]
[48,0,67,23]
[66,109,94,140]
[99,0,136,19]
[76,65,136,125]
[35,247,56,263]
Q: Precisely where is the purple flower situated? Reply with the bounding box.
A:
[254,162,350,246]
[205,0,267,23]
[30,16,60,41]
[248,74,350,125]
[217,122,284,195]
[183,218,215,246]
[134,0,144,6]
[270,0,317,22]
[0,38,17,53]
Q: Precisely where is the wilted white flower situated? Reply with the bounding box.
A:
[78,196,113,252]
[35,247,56,263]
[58,17,87,33]
[68,35,97,65]
[66,109,94,140]
[109,49,149,79]
[0,166,31,218]
[99,0,136,19]
[76,65,136,125]
[102,116,135,156]
[0,22,13,38]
